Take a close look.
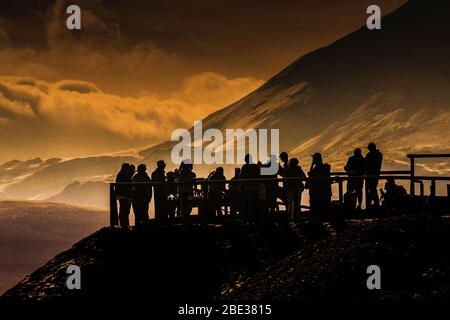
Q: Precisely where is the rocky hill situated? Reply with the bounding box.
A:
[2,214,450,301]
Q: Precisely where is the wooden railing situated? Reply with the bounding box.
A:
[408,153,450,195]
[109,174,450,226]
[108,154,450,226]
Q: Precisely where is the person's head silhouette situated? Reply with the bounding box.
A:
[280,152,288,163]
[121,163,129,171]
[244,154,253,164]
[354,148,362,156]
[368,143,377,152]
[312,152,323,165]
[157,160,166,169]
[289,158,299,167]
[137,164,147,174]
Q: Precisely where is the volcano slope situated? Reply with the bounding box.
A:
[141,0,450,175]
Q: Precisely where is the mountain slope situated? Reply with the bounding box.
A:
[0,155,137,205]
[1,219,310,300]
[224,215,450,300]
[141,0,450,173]
[0,201,106,294]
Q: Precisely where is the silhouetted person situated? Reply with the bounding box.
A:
[365,143,383,208]
[276,152,289,210]
[344,148,365,209]
[166,171,177,219]
[203,170,216,202]
[285,158,306,221]
[240,154,260,221]
[208,167,226,218]
[152,160,167,221]
[307,153,332,219]
[132,164,152,225]
[279,152,289,177]
[257,161,266,215]
[380,178,407,206]
[178,161,196,219]
[263,158,278,215]
[129,164,136,216]
[115,163,133,228]
[229,168,241,215]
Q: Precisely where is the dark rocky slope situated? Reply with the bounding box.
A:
[1,218,320,300]
[3,214,450,301]
[223,215,450,301]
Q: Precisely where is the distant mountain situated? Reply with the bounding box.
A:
[48,181,110,209]
[1,155,137,204]
[140,0,450,173]
[0,201,106,295]
[0,158,56,185]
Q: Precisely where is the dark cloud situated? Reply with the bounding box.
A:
[0,0,406,95]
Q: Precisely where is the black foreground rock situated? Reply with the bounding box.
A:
[223,215,450,301]
[2,214,450,301]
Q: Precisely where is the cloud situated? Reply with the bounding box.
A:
[0,73,262,162]
[55,80,99,93]
[172,72,263,107]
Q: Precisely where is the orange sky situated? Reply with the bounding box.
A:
[0,0,406,162]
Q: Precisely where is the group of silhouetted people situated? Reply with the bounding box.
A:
[115,160,199,227]
[344,143,383,209]
[114,142,385,227]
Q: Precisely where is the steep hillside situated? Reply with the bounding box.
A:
[224,215,450,301]
[3,214,450,301]
[0,201,106,294]
[141,0,450,173]
[1,219,314,300]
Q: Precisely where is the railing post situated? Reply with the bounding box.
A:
[430,179,436,197]
[338,177,344,205]
[447,184,450,197]
[410,156,415,196]
[419,181,424,197]
[110,184,119,227]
